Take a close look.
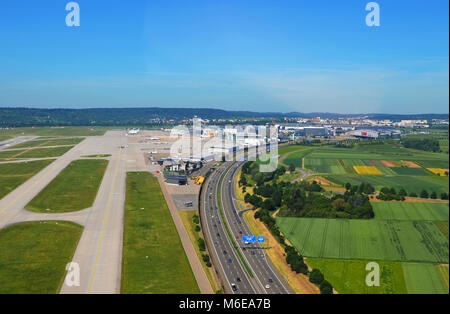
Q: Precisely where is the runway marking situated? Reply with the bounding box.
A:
[89,149,122,294]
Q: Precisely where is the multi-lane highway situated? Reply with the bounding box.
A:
[201,160,292,294]
[201,163,257,294]
[221,161,292,294]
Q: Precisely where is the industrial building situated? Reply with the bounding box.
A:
[164,173,188,185]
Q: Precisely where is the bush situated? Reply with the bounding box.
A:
[198,238,206,251]
[319,280,333,294]
[309,269,325,285]
[195,225,201,232]
[420,190,429,199]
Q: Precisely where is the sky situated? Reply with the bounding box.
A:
[0,0,448,114]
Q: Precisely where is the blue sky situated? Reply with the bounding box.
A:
[0,0,448,114]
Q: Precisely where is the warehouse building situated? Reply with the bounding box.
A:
[164,173,188,185]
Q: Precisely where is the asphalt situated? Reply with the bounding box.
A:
[0,136,38,151]
[201,163,257,294]
[0,131,128,294]
[220,161,293,294]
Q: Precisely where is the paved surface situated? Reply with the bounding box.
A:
[0,131,128,294]
[201,163,257,294]
[0,136,37,151]
[221,161,292,294]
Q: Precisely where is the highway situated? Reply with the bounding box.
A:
[220,161,292,294]
[201,163,257,294]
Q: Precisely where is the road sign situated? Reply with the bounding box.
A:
[257,236,265,243]
[242,236,256,243]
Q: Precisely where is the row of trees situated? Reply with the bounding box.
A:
[254,209,333,294]
[374,186,449,200]
[402,138,441,152]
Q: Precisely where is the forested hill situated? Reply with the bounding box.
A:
[0,107,448,127]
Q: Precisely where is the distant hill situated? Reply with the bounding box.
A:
[0,107,448,127]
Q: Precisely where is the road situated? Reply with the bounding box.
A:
[201,163,258,294]
[220,161,292,294]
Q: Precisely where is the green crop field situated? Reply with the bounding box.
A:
[435,221,449,237]
[304,158,346,174]
[307,258,448,294]
[372,202,449,221]
[306,258,407,294]
[277,217,448,263]
[121,172,199,294]
[26,159,108,213]
[402,263,449,294]
[325,174,449,195]
[0,221,83,294]
[0,159,55,200]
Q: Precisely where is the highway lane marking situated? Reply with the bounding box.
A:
[89,149,122,294]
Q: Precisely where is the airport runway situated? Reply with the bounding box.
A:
[0,136,37,151]
[0,131,129,294]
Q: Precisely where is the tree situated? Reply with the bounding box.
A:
[409,192,418,198]
[441,193,449,200]
[399,188,407,197]
[288,164,296,173]
[319,280,333,294]
[430,191,437,199]
[332,198,346,211]
[345,183,351,191]
[420,190,429,199]
[309,269,325,285]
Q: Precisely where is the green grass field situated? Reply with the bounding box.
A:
[277,217,448,263]
[306,258,407,294]
[26,159,108,213]
[10,138,85,149]
[0,149,26,159]
[372,202,449,221]
[0,221,83,294]
[0,159,55,200]
[0,127,107,137]
[17,146,75,159]
[121,172,199,294]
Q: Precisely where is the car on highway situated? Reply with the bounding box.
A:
[231,283,238,292]
[265,285,270,289]
[237,277,241,282]
[268,278,273,283]
[223,250,227,255]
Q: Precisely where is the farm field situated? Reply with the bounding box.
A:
[0,221,83,294]
[121,172,199,294]
[306,258,448,294]
[277,217,449,263]
[0,159,54,200]
[324,174,449,195]
[402,263,449,294]
[306,258,407,294]
[372,202,449,221]
[26,159,108,213]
